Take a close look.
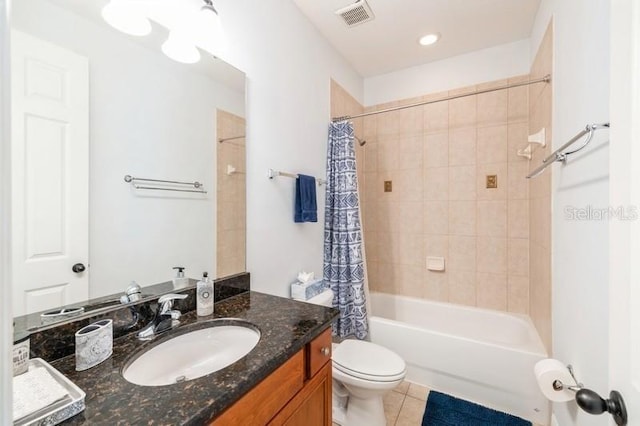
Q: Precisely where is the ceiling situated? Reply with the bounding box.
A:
[293,0,541,77]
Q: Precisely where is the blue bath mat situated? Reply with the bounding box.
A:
[422,391,531,426]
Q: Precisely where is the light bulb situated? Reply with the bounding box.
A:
[101,0,152,37]
[188,1,222,54]
[162,31,201,64]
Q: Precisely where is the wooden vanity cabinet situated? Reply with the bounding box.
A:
[211,327,333,426]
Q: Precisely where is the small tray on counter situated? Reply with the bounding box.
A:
[14,358,86,426]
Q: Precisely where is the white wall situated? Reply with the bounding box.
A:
[13,0,245,298]
[214,0,364,297]
[0,0,12,423]
[531,2,611,426]
[363,39,530,106]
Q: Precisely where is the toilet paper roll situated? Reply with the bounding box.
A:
[534,358,576,402]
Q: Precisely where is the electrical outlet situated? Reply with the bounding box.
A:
[486,175,497,189]
[384,181,392,192]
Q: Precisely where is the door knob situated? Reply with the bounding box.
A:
[72,263,86,273]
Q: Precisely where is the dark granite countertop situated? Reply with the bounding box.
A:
[51,291,338,425]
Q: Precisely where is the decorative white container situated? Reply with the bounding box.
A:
[75,319,113,371]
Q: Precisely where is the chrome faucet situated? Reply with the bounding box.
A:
[137,293,188,340]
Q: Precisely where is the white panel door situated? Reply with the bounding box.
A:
[11,30,89,316]
[610,0,640,423]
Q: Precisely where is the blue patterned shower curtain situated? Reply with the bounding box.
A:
[323,121,368,339]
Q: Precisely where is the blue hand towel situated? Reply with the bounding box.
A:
[295,174,317,223]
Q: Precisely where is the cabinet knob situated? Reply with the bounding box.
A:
[320,347,330,356]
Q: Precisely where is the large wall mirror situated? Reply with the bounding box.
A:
[9,0,246,325]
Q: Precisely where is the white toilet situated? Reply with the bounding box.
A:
[300,289,407,426]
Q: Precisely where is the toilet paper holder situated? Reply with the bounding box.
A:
[553,364,627,426]
[551,364,583,392]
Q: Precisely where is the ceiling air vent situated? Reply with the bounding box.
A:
[334,0,375,27]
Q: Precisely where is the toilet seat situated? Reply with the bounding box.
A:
[332,340,406,383]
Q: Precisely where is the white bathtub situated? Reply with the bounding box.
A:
[369,292,550,425]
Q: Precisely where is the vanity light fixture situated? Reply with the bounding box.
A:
[162,30,201,64]
[101,0,152,37]
[419,33,440,46]
[201,0,219,22]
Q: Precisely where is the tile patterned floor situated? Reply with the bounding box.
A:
[333,380,545,426]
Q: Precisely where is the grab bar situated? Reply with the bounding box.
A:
[527,123,610,179]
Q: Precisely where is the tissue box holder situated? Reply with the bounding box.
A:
[291,278,327,300]
[75,319,113,371]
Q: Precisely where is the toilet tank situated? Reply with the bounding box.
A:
[299,289,333,307]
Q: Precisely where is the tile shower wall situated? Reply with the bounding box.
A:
[333,77,533,313]
[528,23,553,351]
[216,109,247,277]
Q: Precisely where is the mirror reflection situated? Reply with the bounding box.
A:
[9,0,246,324]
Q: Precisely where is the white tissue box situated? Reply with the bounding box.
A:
[291,278,327,300]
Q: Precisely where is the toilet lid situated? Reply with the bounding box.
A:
[332,340,406,381]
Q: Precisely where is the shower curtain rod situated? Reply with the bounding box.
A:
[331,74,551,122]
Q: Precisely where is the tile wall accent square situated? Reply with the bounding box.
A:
[476,163,507,200]
[424,132,449,168]
[449,165,477,200]
[477,200,507,237]
[449,128,477,166]
[476,272,508,310]
[477,125,508,164]
[477,237,507,274]
[449,200,476,236]
[448,236,477,271]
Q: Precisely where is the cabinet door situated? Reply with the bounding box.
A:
[271,362,332,426]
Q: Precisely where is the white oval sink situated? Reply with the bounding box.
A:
[122,324,260,386]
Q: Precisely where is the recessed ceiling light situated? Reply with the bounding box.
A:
[419,33,440,46]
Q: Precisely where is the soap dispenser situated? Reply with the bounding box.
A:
[197,272,214,316]
[172,267,189,289]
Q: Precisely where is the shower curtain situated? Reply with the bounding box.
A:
[323,121,368,339]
